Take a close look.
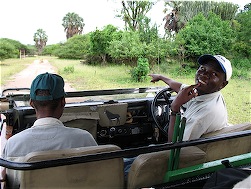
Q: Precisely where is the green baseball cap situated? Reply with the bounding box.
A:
[30,72,65,101]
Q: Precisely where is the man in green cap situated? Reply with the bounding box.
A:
[1,73,97,182]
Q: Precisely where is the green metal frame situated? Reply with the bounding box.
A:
[164,115,251,183]
[164,152,251,182]
[167,114,186,172]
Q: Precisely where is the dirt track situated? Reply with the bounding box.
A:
[1,59,76,94]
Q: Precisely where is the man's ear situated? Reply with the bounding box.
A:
[29,99,35,108]
[61,97,66,107]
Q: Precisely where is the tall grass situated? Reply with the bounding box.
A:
[1,56,250,124]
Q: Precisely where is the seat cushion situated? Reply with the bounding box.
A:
[127,146,206,189]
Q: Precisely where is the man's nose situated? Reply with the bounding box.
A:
[200,71,210,78]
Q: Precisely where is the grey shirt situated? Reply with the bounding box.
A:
[3,117,97,159]
[181,84,229,141]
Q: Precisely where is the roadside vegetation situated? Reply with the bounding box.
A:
[1,56,250,125]
[0,1,250,124]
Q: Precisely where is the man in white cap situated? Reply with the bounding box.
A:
[149,54,232,142]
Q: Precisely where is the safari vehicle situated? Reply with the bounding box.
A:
[0,87,250,189]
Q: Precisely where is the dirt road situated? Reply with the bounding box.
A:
[1,59,76,94]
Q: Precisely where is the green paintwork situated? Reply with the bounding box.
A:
[164,115,251,183]
[164,152,251,182]
[167,113,181,172]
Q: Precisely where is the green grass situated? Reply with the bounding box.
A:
[0,57,37,85]
[47,56,160,90]
[1,56,250,125]
[222,79,251,124]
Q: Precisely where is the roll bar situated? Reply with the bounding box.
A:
[0,130,250,170]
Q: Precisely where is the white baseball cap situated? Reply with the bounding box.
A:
[198,54,232,81]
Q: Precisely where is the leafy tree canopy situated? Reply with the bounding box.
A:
[119,1,154,31]
[55,34,90,59]
[0,38,28,60]
[175,12,234,60]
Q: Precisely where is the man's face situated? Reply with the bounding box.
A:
[195,60,228,95]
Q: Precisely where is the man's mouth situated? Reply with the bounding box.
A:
[198,79,206,85]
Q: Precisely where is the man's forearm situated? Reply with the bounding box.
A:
[149,74,182,93]
[158,75,182,93]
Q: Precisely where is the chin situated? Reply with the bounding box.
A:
[196,88,206,95]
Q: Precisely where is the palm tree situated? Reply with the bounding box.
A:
[62,12,85,39]
[33,29,48,55]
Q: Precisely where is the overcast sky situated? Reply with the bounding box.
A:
[0,0,249,45]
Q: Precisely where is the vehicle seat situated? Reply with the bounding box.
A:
[6,145,124,189]
[127,146,206,189]
[199,122,251,162]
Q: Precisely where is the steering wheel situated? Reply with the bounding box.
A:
[151,87,173,138]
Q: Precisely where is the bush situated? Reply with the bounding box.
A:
[131,57,150,82]
[89,25,118,64]
[55,35,90,59]
[108,31,145,63]
[63,66,75,74]
[231,42,251,58]
[0,38,28,60]
[175,12,234,59]
[231,57,250,79]
[0,41,17,60]
[42,44,61,56]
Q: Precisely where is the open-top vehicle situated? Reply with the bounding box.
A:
[0,87,250,189]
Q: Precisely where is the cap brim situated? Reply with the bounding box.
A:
[198,54,226,73]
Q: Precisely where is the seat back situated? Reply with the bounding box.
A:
[6,145,124,189]
[127,146,206,189]
[199,122,251,162]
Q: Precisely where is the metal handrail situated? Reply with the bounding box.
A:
[0,129,250,170]
[1,87,165,99]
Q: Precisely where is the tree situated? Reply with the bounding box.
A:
[163,1,238,33]
[233,8,251,57]
[138,16,158,44]
[243,3,251,11]
[55,34,90,59]
[62,12,84,39]
[89,25,118,65]
[33,29,48,55]
[0,39,18,60]
[235,10,251,43]
[108,31,145,63]
[108,30,170,66]
[211,2,239,21]
[175,12,234,61]
[119,1,154,31]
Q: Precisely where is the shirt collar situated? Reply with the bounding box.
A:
[33,117,64,127]
[193,91,222,101]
